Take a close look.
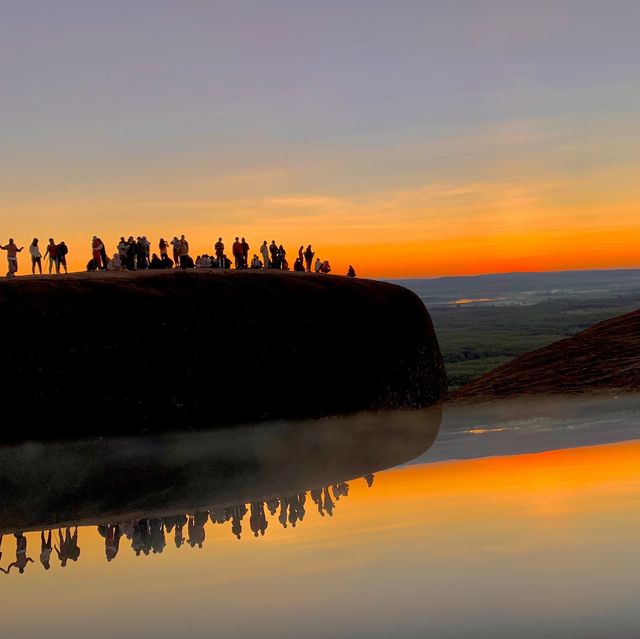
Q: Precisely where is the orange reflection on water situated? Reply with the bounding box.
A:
[1,440,640,638]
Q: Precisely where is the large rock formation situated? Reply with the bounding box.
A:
[0,270,446,441]
[452,308,640,402]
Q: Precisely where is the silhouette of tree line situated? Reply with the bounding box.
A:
[0,474,374,574]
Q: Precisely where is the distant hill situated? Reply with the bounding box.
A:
[451,309,640,402]
[393,268,640,306]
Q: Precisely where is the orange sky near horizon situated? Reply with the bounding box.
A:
[3,3,640,280]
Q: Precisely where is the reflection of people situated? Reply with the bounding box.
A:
[98,524,121,562]
[363,473,375,488]
[40,530,53,570]
[55,527,80,566]
[1,533,34,574]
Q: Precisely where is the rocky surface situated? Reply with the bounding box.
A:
[452,309,640,402]
[0,270,446,441]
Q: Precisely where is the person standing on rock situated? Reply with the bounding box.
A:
[92,236,104,270]
[29,238,42,275]
[260,240,270,269]
[241,237,250,268]
[1,239,24,277]
[170,236,180,267]
[232,237,242,269]
[159,238,169,259]
[304,245,314,272]
[57,241,69,273]
[269,240,278,268]
[214,237,225,267]
[43,238,60,274]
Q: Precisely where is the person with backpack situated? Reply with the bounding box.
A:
[57,240,69,273]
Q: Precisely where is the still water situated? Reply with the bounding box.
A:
[1,395,639,638]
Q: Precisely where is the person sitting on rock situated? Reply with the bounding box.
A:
[320,260,332,274]
[149,253,164,269]
[347,265,356,277]
[107,253,122,270]
[314,257,322,273]
[250,254,262,269]
[293,257,305,272]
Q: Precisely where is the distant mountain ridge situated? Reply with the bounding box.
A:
[451,308,640,402]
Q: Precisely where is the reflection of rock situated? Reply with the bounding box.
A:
[0,407,441,534]
[0,271,447,442]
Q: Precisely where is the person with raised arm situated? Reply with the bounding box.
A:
[1,238,24,278]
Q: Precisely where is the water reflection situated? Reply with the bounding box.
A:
[0,475,373,574]
[0,407,440,576]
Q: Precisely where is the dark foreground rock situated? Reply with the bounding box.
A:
[452,308,640,402]
[0,270,446,441]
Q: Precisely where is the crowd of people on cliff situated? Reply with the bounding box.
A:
[0,475,374,574]
[1,235,357,278]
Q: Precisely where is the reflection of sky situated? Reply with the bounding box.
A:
[2,440,640,638]
[2,2,640,276]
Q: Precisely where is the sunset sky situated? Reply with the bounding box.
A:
[2,1,640,277]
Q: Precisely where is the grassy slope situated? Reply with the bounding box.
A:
[429,296,640,389]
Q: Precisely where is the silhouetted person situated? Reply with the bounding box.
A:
[43,238,59,274]
[347,265,356,277]
[269,240,278,268]
[159,238,169,259]
[293,257,305,271]
[298,245,304,264]
[1,239,24,277]
[277,245,287,270]
[29,238,42,274]
[304,245,314,272]
[266,498,279,516]
[314,257,322,273]
[149,519,166,554]
[311,489,325,517]
[104,524,121,562]
[91,236,104,270]
[214,237,225,267]
[1,533,34,574]
[323,487,335,517]
[170,236,180,267]
[187,513,207,548]
[250,502,268,537]
[260,241,270,269]
[232,237,242,269]
[278,498,288,529]
[241,237,250,268]
[57,241,69,273]
[40,530,53,570]
[229,505,247,539]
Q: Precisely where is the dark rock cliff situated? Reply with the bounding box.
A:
[0,270,446,441]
